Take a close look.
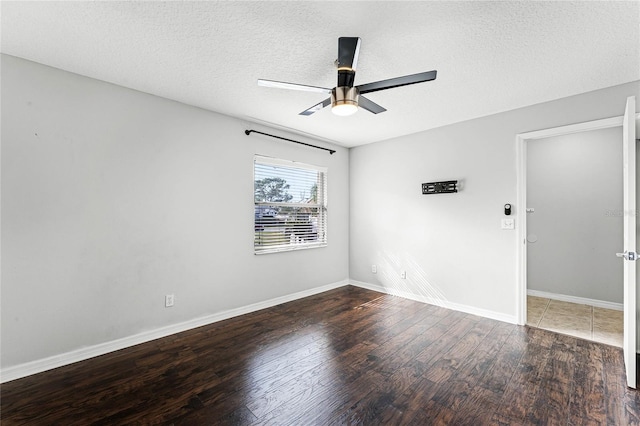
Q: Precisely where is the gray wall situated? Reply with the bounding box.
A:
[1,55,350,369]
[3,52,639,372]
[350,80,639,320]
[526,127,623,303]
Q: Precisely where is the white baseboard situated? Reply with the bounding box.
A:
[349,279,518,324]
[0,279,349,383]
[527,289,623,311]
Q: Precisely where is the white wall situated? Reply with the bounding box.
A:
[527,127,623,303]
[350,81,640,322]
[0,55,349,370]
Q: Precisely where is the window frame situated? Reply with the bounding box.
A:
[253,155,328,254]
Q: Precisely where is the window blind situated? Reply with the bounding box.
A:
[254,156,327,254]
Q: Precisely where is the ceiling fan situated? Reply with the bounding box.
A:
[257,37,437,117]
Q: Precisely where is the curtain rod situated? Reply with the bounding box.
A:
[244,129,336,155]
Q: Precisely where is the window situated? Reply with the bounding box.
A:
[254,155,327,254]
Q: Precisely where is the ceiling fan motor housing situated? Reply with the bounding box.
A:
[332,86,359,107]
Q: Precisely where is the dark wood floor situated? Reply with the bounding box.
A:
[2,285,640,425]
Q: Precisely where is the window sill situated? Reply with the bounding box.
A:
[254,242,327,255]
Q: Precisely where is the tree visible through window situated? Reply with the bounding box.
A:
[254,156,327,254]
[254,177,293,203]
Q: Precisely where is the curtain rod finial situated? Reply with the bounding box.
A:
[244,130,251,136]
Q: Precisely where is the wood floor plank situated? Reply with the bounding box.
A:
[601,343,640,426]
[244,351,333,418]
[525,333,578,425]
[409,398,457,425]
[449,385,503,425]
[2,285,640,425]
[492,339,551,423]
[413,314,475,365]
[365,308,448,376]
[568,339,606,425]
[476,325,528,395]
[359,372,440,424]
[332,388,395,425]
[422,317,497,384]
[455,320,515,382]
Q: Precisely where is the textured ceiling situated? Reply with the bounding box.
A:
[1,1,639,147]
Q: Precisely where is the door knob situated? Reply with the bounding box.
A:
[616,251,637,260]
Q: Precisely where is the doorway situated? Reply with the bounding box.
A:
[525,126,623,346]
[516,116,632,320]
[517,97,637,388]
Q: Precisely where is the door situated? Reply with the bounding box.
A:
[620,96,636,388]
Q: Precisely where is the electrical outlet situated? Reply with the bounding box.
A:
[401,271,407,279]
[165,294,175,307]
[372,265,377,274]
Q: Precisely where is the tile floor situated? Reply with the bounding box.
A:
[527,295,623,347]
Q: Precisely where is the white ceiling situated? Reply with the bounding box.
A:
[1,1,639,147]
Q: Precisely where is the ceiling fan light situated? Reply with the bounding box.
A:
[331,86,359,116]
[332,102,358,116]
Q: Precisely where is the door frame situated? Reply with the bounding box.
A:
[515,114,639,325]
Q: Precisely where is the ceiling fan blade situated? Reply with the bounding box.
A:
[299,98,331,116]
[357,70,437,95]
[258,79,332,94]
[337,37,361,71]
[358,96,387,114]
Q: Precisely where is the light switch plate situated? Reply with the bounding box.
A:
[501,218,515,230]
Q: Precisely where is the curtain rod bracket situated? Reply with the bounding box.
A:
[244,129,336,155]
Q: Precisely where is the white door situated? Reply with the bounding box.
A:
[620,96,636,388]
